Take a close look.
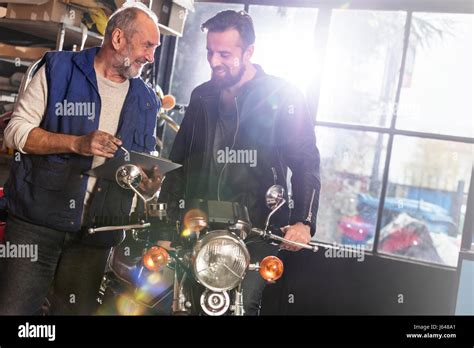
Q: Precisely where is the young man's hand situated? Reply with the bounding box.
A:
[280,222,311,251]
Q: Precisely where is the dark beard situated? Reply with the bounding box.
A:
[211,64,246,89]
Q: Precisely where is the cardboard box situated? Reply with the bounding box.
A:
[62,0,123,17]
[95,0,193,36]
[0,42,50,61]
[151,0,193,36]
[6,0,84,27]
[168,0,190,35]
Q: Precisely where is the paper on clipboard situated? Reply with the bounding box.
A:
[85,150,182,182]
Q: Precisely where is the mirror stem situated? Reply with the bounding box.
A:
[264,199,286,231]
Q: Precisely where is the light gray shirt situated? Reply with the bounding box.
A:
[4,65,131,223]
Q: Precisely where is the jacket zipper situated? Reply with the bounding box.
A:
[217,96,240,201]
[305,188,316,223]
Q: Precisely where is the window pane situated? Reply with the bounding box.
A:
[160,108,185,159]
[397,13,473,138]
[378,136,473,267]
[249,5,319,94]
[315,127,388,249]
[317,10,406,126]
[469,229,474,251]
[170,3,244,105]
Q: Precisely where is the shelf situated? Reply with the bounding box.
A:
[0,19,183,52]
[0,18,103,49]
[0,56,32,66]
[0,93,16,103]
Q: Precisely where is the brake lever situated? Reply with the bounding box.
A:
[250,228,319,252]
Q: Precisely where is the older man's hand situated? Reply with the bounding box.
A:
[280,222,311,251]
[72,130,122,158]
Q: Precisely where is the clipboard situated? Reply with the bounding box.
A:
[86,150,182,182]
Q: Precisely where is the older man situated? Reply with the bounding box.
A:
[0,3,162,315]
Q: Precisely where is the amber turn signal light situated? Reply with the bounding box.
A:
[259,256,284,282]
[161,94,176,110]
[143,246,169,271]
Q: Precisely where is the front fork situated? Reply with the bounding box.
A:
[172,261,192,315]
[232,284,245,316]
[171,262,246,316]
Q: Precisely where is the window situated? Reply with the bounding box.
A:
[165,3,244,156]
[166,3,474,268]
[317,10,406,126]
[378,137,472,266]
[170,2,244,105]
[249,5,319,94]
[315,127,388,249]
[160,108,185,159]
[171,3,319,104]
[397,13,473,138]
[312,9,473,267]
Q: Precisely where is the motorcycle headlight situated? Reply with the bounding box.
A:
[193,230,250,292]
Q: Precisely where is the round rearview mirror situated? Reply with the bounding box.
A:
[265,185,285,210]
[116,164,142,189]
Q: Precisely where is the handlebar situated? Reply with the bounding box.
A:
[88,222,151,234]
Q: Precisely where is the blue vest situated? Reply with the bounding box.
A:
[5,47,159,245]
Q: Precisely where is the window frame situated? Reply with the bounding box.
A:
[163,0,474,269]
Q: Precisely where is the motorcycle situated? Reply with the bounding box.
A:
[91,162,319,316]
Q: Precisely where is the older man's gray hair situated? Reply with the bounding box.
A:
[104,2,159,42]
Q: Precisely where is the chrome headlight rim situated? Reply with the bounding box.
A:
[193,230,250,292]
